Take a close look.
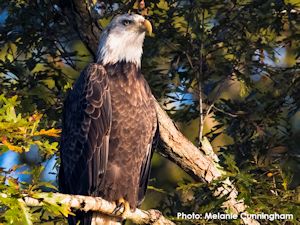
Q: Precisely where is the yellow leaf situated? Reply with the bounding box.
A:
[282,178,288,191]
[157,0,169,10]
[41,79,55,89]
[28,113,43,122]
[1,138,23,153]
[18,127,27,134]
[34,128,61,137]
[239,80,250,97]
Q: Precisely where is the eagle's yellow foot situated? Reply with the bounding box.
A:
[113,197,130,218]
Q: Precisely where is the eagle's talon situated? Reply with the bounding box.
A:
[113,198,130,218]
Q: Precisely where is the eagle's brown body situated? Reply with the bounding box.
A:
[59,13,156,225]
[59,62,157,225]
[102,62,156,207]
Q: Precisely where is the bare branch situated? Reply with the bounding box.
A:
[198,80,204,144]
[154,99,259,225]
[62,0,102,60]
[154,99,220,182]
[0,193,174,225]
[198,9,205,145]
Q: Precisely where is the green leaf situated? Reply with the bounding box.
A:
[18,199,33,225]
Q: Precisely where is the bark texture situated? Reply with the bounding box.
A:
[0,193,174,225]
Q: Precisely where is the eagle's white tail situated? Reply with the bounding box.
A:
[91,213,122,225]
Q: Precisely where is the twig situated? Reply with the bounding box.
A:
[213,105,239,118]
[203,103,214,123]
[198,9,205,145]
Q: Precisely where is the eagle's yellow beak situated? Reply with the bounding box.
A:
[143,19,152,36]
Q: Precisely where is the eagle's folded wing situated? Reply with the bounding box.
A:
[59,63,112,196]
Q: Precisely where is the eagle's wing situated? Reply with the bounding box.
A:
[59,63,111,196]
[137,100,158,206]
[137,143,154,206]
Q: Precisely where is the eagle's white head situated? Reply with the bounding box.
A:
[97,14,152,67]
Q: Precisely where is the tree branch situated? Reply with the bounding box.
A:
[154,99,259,225]
[154,99,220,182]
[61,0,102,60]
[0,193,174,225]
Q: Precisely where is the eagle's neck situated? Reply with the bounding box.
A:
[104,62,141,79]
[106,62,150,107]
[97,30,145,68]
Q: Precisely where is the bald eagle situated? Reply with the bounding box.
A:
[59,14,157,225]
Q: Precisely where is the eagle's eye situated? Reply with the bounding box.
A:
[122,19,133,26]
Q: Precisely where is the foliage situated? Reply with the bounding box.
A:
[0,94,68,224]
[0,0,299,224]
[0,95,60,156]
